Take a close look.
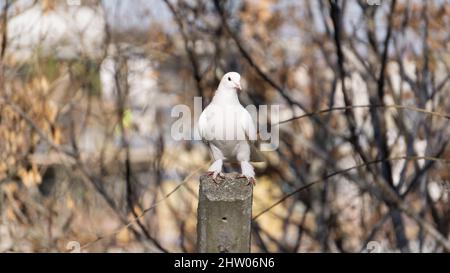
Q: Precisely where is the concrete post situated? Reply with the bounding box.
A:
[197,173,253,253]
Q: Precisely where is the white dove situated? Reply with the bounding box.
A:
[198,72,261,186]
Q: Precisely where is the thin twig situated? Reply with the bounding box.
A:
[253,155,450,251]
[253,156,448,220]
[79,165,205,251]
[276,104,450,125]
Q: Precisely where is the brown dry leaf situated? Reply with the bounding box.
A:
[45,101,58,123]
[133,205,143,216]
[66,196,75,210]
[18,165,42,188]
[52,127,62,145]
[2,182,18,195]
[31,164,42,186]
[116,228,131,245]
[6,207,17,222]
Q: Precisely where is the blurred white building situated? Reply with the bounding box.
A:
[100,44,164,143]
[6,0,106,62]
[6,1,175,151]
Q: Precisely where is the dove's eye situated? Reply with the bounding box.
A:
[228,77,231,81]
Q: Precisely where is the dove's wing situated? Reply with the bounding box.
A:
[239,108,265,162]
[198,105,211,142]
[240,108,257,141]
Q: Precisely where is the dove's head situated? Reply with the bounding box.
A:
[219,72,242,91]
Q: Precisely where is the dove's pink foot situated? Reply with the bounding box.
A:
[238,175,256,187]
[248,177,256,186]
[206,171,225,184]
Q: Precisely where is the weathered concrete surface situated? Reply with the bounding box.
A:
[197,173,253,253]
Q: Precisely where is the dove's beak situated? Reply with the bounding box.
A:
[234,82,242,91]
